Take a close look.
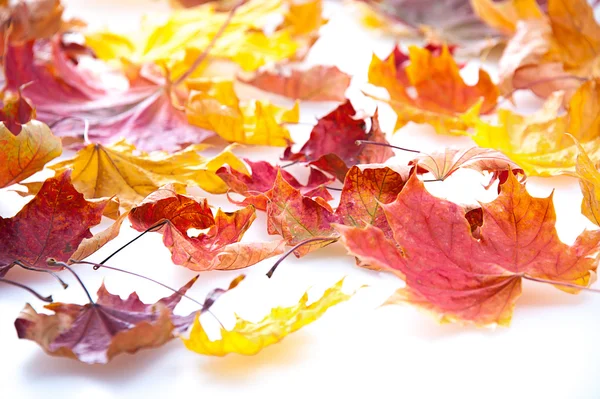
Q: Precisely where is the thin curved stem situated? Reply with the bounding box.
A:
[73,260,204,308]
[172,1,242,85]
[325,186,343,191]
[0,278,53,302]
[13,260,68,289]
[280,160,300,169]
[46,259,94,304]
[98,220,167,267]
[266,237,337,278]
[355,140,421,154]
[523,275,600,293]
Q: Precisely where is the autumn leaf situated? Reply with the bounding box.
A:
[0,89,35,135]
[266,165,408,256]
[574,137,600,227]
[471,0,545,35]
[22,139,247,211]
[359,0,547,52]
[129,185,285,271]
[335,171,600,326]
[84,0,319,73]
[282,101,393,181]
[216,159,333,211]
[6,36,214,152]
[239,65,351,102]
[0,171,107,277]
[70,211,129,263]
[0,119,61,189]
[15,276,198,364]
[412,147,524,183]
[182,278,352,356]
[471,79,600,176]
[488,0,599,98]
[186,78,299,146]
[368,45,498,134]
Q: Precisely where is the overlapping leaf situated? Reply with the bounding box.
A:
[368,45,498,134]
[129,186,285,271]
[182,279,352,356]
[15,277,198,364]
[282,101,393,181]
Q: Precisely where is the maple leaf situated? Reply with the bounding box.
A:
[21,139,246,211]
[84,0,318,73]
[15,276,198,364]
[487,0,600,98]
[216,159,333,211]
[6,35,213,152]
[412,147,524,183]
[239,65,351,102]
[185,78,299,146]
[129,186,285,271]
[0,171,107,277]
[335,171,600,326]
[471,0,546,35]
[182,279,352,356]
[471,79,600,176]
[368,44,498,135]
[0,119,61,189]
[0,89,35,135]
[282,101,393,181]
[359,0,547,52]
[266,166,408,256]
[574,138,600,227]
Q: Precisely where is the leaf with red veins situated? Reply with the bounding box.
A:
[129,185,284,271]
[412,147,525,184]
[0,170,107,277]
[239,65,351,102]
[266,165,409,256]
[15,277,198,364]
[216,159,334,211]
[6,38,213,152]
[335,171,600,326]
[282,102,394,181]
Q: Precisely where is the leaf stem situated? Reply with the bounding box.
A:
[266,237,337,278]
[13,260,68,289]
[47,258,95,304]
[355,140,420,154]
[98,220,167,267]
[72,260,204,308]
[0,278,53,302]
[523,275,600,293]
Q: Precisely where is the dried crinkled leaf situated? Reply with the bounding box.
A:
[0,171,106,277]
[129,186,285,271]
[574,138,600,227]
[15,277,198,364]
[26,139,246,211]
[186,78,299,146]
[0,119,61,188]
[182,279,352,356]
[0,90,35,135]
[239,65,350,102]
[336,171,600,326]
[6,38,213,152]
[0,0,65,47]
[282,0,326,37]
[70,211,129,263]
[471,79,600,176]
[84,0,315,73]
[359,0,547,53]
[266,166,409,256]
[216,159,333,210]
[492,0,600,99]
[368,45,498,134]
[282,101,393,181]
[471,0,545,35]
[413,147,524,182]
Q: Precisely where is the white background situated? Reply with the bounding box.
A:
[1,1,600,398]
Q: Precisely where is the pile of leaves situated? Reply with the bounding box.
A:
[1,0,600,365]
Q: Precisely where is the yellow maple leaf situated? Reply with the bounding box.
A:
[33,139,247,210]
[471,79,600,176]
[186,78,299,146]
[84,0,322,74]
[182,279,352,356]
[367,45,498,135]
[574,137,600,227]
[0,120,61,188]
[471,0,544,34]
